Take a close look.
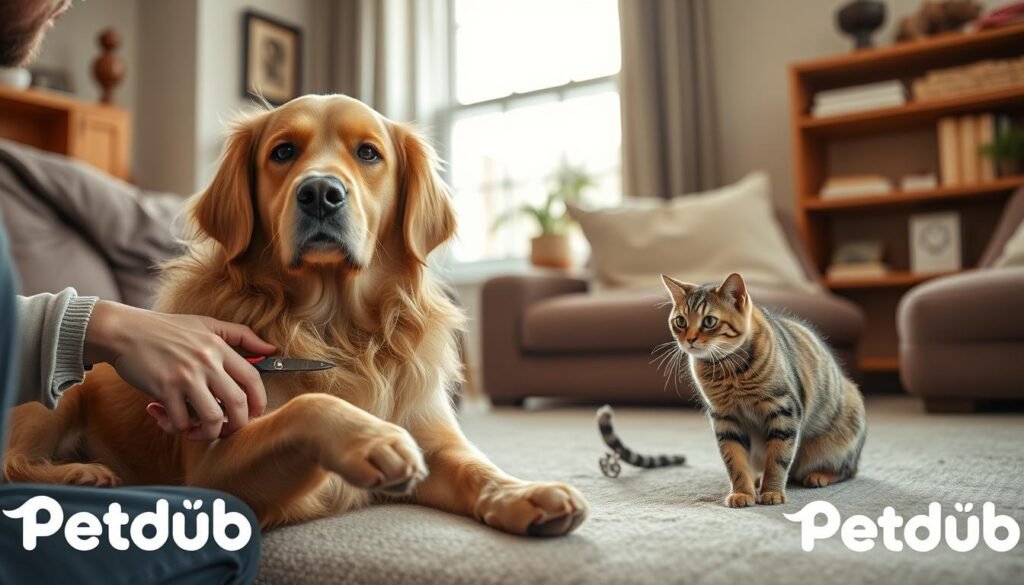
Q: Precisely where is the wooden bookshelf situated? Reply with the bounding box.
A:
[806,176,1024,211]
[789,24,1024,378]
[825,270,955,290]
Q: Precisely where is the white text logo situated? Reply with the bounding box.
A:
[2,496,253,552]
[784,501,1020,552]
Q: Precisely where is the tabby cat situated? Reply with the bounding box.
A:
[661,272,866,507]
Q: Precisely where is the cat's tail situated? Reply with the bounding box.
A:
[597,405,686,469]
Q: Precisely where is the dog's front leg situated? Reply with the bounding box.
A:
[408,410,588,537]
[187,393,427,528]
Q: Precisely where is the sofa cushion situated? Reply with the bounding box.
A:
[567,172,820,294]
[522,287,864,353]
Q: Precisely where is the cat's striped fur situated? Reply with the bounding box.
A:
[597,405,687,469]
[661,273,866,508]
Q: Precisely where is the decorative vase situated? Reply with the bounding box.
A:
[92,28,125,103]
[837,0,886,50]
[530,234,572,269]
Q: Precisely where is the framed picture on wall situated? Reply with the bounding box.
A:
[242,11,302,105]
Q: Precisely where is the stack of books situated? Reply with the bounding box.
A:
[913,56,1024,101]
[937,113,1006,186]
[811,81,907,118]
[826,240,889,280]
[819,175,893,199]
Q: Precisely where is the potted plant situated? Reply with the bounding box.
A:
[493,164,595,269]
[980,125,1024,177]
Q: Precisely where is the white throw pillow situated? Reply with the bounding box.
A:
[993,219,1024,268]
[568,172,820,294]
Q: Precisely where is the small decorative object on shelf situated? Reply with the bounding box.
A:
[894,0,982,43]
[910,212,962,273]
[92,27,124,104]
[837,0,886,50]
[0,67,31,90]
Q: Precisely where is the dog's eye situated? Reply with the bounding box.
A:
[673,316,687,330]
[702,315,718,329]
[270,143,296,163]
[356,144,381,162]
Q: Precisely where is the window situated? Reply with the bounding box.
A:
[445,0,622,263]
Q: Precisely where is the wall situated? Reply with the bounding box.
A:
[32,0,139,111]
[194,0,330,189]
[707,0,1001,210]
[135,0,199,195]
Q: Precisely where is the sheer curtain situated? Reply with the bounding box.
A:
[618,0,720,198]
[329,0,449,125]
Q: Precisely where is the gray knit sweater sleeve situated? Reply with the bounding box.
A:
[15,288,98,407]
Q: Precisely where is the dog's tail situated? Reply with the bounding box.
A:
[597,405,686,469]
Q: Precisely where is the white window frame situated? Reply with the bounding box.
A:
[437,0,620,273]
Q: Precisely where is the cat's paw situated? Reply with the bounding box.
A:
[802,471,839,488]
[725,492,756,508]
[758,490,786,505]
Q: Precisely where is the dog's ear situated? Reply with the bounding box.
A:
[193,115,263,262]
[395,124,456,265]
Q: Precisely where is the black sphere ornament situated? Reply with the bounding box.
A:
[837,0,887,50]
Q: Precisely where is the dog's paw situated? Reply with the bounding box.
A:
[60,463,122,487]
[725,492,756,508]
[757,490,786,505]
[476,481,588,537]
[335,423,427,496]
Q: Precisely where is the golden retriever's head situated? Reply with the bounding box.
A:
[193,95,455,275]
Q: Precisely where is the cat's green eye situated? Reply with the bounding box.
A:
[673,315,687,330]
[702,315,718,329]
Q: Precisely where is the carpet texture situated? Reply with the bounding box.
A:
[256,397,1024,584]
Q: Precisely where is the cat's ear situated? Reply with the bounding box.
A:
[661,274,695,305]
[719,273,748,310]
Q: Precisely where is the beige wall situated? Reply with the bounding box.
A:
[194,0,330,189]
[32,0,139,111]
[707,0,1000,210]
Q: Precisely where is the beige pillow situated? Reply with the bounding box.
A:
[993,219,1024,268]
[568,172,820,294]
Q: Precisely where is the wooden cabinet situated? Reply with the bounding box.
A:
[788,23,1024,375]
[0,86,131,181]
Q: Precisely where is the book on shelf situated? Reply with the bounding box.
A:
[826,262,891,280]
[936,112,1006,187]
[959,116,979,184]
[900,172,939,192]
[819,175,893,199]
[811,80,906,118]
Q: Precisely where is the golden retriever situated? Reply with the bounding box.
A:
[4,94,588,536]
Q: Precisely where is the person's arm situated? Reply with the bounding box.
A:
[14,288,97,407]
[13,289,276,440]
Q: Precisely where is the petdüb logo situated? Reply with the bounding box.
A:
[2,496,253,552]
[784,501,1020,553]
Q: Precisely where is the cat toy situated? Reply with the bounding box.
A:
[597,405,687,478]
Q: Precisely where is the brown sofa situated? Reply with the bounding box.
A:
[898,188,1024,411]
[0,138,182,308]
[481,212,865,404]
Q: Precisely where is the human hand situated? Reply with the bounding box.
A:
[83,301,275,440]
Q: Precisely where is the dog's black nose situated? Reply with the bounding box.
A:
[297,176,347,218]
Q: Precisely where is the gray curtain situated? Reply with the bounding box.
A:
[618,0,720,198]
[329,0,448,124]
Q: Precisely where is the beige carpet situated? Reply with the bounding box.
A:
[256,397,1024,584]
